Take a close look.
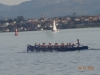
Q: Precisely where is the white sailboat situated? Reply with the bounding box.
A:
[52,20,59,32]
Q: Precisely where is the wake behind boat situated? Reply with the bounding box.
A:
[27,39,88,52]
[52,20,59,32]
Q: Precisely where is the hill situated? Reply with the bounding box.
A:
[0,0,100,19]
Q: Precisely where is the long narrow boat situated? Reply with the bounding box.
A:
[27,44,88,52]
[26,39,88,52]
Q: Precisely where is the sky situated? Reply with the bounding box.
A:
[0,0,31,5]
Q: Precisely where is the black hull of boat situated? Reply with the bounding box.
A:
[27,46,88,52]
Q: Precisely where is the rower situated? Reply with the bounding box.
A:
[48,43,52,48]
[69,43,71,48]
[72,42,76,47]
[34,43,39,49]
[42,43,46,48]
[54,43,58,48]
[38,43,41,48]
[66,43,69,48]
[34,43,37,46]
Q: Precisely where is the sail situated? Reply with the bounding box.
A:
[53,20,57,31]
[52,20,59,32]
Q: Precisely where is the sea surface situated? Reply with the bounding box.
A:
[0,28,100,75]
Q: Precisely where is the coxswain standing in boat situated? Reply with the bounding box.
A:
[77,39,80,47]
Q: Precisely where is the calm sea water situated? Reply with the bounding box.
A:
[0,28,100,75]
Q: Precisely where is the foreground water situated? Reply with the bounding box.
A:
[0,28,100,75]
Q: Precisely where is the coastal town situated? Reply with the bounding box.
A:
[0,15,100,32]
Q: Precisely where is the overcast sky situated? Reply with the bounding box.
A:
[0,0,31,5]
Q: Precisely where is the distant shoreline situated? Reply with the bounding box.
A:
[0,27,100,33]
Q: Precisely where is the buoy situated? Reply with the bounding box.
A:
[15,28,18,36]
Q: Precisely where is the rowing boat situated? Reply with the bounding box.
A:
[27,44,88,52]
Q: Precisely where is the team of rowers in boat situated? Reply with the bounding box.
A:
[28,39,81,48]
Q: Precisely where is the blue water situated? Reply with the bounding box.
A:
[0,28,100,75]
